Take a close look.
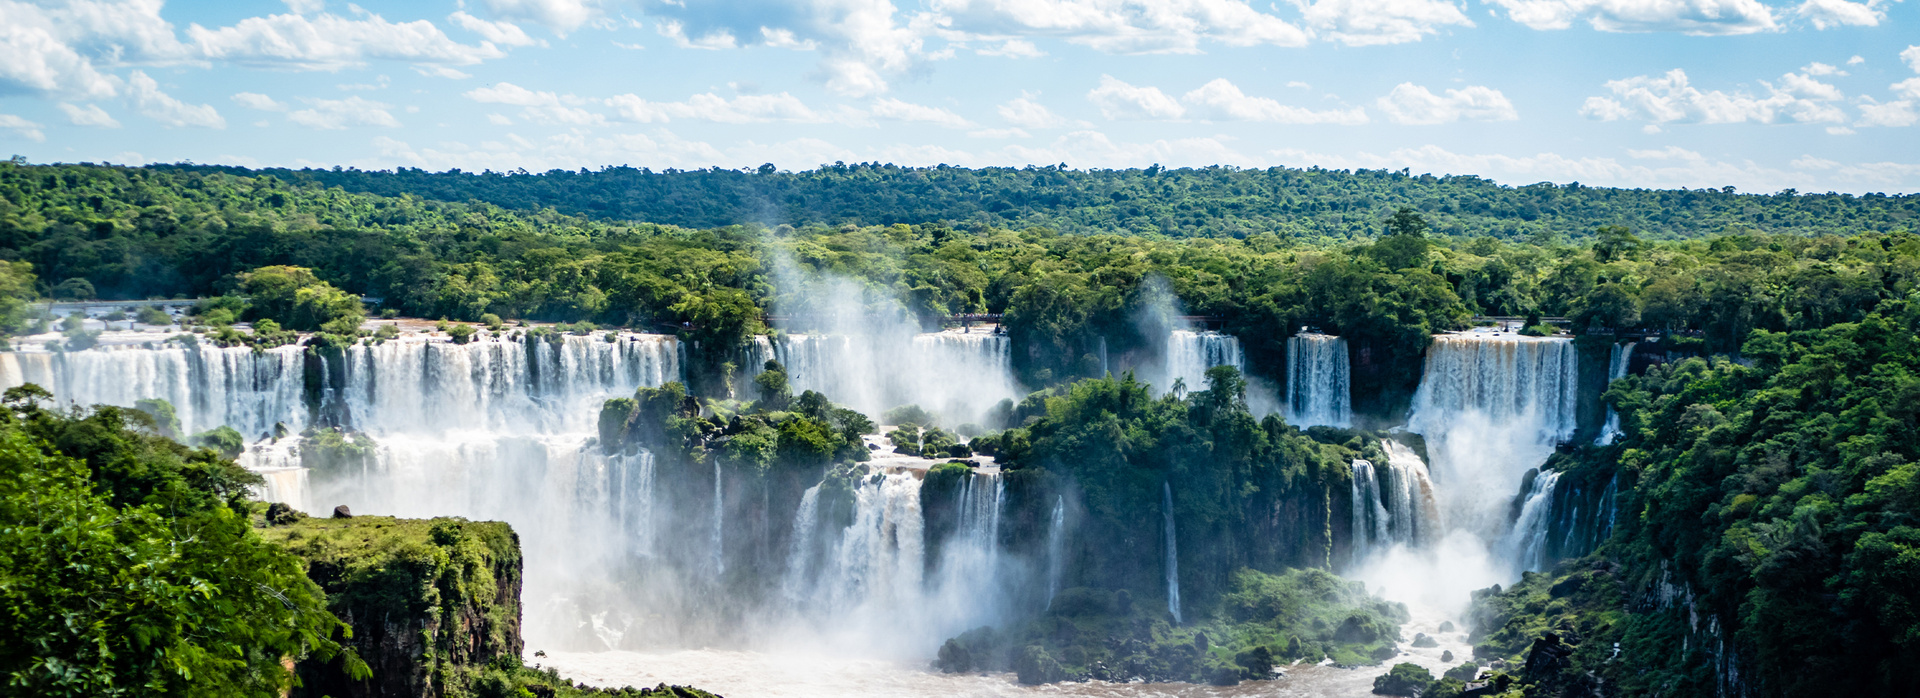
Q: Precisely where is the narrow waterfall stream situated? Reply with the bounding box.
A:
[1595,341,1637,446]
[1286,333,1351,427]
[1163,482,1183,624]
[1045,495,1066,608]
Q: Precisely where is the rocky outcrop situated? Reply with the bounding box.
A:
[261,516,523,698]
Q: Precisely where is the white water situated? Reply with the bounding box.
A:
[1504,470,1563,574]
[1594,341,1636,446]
[1349,443,1440,568]
[0,343,307,438]
[1348,331,1581,635]
[782,485,823,605]
[713,461,726,576]
[1163,482,1183,624]
[750,330,1019,426]
[1045,495,1066,608]
[1163,330,1243,398]
[1286,334,1350,428]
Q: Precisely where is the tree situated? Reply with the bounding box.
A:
[0,396,362,696]
[1369,209,1432,270]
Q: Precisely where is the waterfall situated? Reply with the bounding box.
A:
[749,330,1019,425]
[1349,440,1441,568]
[612,450,656,557]
[951,472,1005,578]
[712,461,726,577]
[0,344,307,438]
[1045,495,1066,608]
[782,485,822,604]
[1407,334,1580,539]
[1504,470,1563,574]
[1164,330,1243,397]
[1163,482,1182,624]
[1286,333,1351,427]
[1350,459,1390,566]
[1594,341,1637,446]
[821,472,925,621]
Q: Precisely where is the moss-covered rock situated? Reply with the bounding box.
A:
[261,515,523,698]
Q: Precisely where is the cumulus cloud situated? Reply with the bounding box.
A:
[465,82,605,125]
[1486,0,1777,35]
[1269,143,1920,193]
[870,98,973,128]
[1580,67,1845,125]
[1905,45,1920,73]
[287,95,401,129]
[1855,97,1916,128]
[1794,0,1889,29]
[127,71,223,128]
[231,92,286,111]
[656,20,738,50]
[999,93,1068,128]
[976,38,1044,57]
[188,9,506,70]
[1181,78,1368,124]
[1375,83,1518,124]
[473,0,605,36]
[0,114,46,142]
[1292,0,1474,46]
[604,91,829,124]
[449,11,541,47]
[929,0,1309,53]
[59,102,119,127]
[1088,75,1184,120]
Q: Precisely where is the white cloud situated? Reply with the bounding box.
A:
[1795,0,1888,29]
[1181,78,1368,124]
[231,92,287,111]
[1848,55,1865,65]
[60,102,119,127]
[414,65,473,79]
[1269,143,1920,193]
[1376,83,1517,124]
[930,0,1310,53]
[1486,0,1777,35]
[486,113,512,125]
[604,91,828,124]
[449,11,540,47]
[1292,0,1475,46]
[127,71,224,128]
[188,9,506,70]
[656,20,738,50]
[1856,97,1916,128]
[0,2,124,98]
[1087,75,1184,120]
[1802,61,1846,77]
[998,93,1068,128]
[284,0,324,14]
[464,82,604,125]
[474,0,604,35]
[1627,145,1705,161]
[287,95,401,129]
[870,98,973,128]
[0,114,45,142]
[977,38,1044,57]
[1893,78,1920,100]
[759,27,817,50]
[1905,46,1920,73]
[1581,68,1846,125]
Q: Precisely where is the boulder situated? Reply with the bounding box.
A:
[331,504,353,519]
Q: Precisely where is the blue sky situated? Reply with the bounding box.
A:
[2,0,1917,193]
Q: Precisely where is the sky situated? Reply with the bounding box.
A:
[2,0,1918,194]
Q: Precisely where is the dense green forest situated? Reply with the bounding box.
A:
[166,162,1918,241]
[4,161,1918,414]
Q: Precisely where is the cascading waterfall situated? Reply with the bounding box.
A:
[0,343,307,438]
[610,450,656,557]
[1407,334,1580,538]
[712,461,725,576]
[1286,333,1351,427]
[1595,341,1637,446]
[1164,330,1243,397]
[782,485,822,604]
[1045,495,1066,608]
[1504,470,1563,574]
[749,330,1019,424]
[1349,440,1442,566]
[1350,459,1392,566]
[821,472,926,628]
[1163,482,1183,624]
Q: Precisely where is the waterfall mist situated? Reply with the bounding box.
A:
[1349,332,1581,625]
[752,252,1021,427]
